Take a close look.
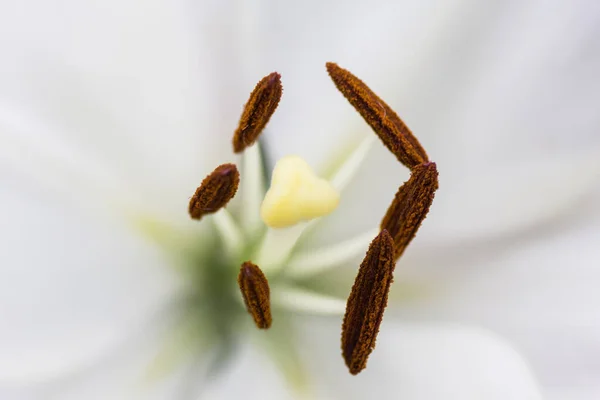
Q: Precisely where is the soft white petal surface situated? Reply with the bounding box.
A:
[261,0,600,241]
[0,0,251,217]
[0,106,145,215]
[0,319,207,400]
[391,191,600,395]
[0,185,179,383]
[547,387,600,400]
[263,0,600,165]
[303,319,542,400]
[0,318,543,400]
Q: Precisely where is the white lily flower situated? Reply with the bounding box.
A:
[1,0,599,399]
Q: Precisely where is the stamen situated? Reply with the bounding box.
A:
[238,261,273,329]
[286,227,379,279]
[233,72,283,153]
[212,208,244,257]
[341,230,395,375]
[254,223,309,274]
[381,162,439,260]
[271,285,347,316]
[326,62,428,169]
[188,163,240,220]
[240,143,267,237]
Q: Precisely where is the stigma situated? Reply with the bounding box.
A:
[260,155,340,228]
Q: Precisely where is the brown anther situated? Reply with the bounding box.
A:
[188,163,240,220]
[232,72,283,153]
[341,230,395,375]
[381,162,439,260]
[326,62,428,169]
[238,261,272,329]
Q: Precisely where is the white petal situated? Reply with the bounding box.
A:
[419,150,600,245]
[326,136,376,193]
[199,343,297,400]
[396,199,600,392]
[0,313,209,400]
[546,386,600,400]
[261,0,462,168]
[0,106,146,216]
[0,187,179,383]
[260,0,600,245]
[302,319,542,400]
[262,0,600,167]
[423,1,600,168]
[0,0,247,216]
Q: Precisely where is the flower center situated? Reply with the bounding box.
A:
[170,63,439,377]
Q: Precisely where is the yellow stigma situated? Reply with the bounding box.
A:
[260,155,340,228]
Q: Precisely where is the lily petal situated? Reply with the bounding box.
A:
[0,187,179,384]
[303,319,542,400]
[420,150,600,245]
[261,0,459,168]
[197,341,300,400]
[393,198,600,393]
[0,0,242,217]
[260,0,600,245]
[0,314,208,400]
[0,106,146,216]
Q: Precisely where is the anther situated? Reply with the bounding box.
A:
[381,162,439,260]
[341,230,396,375]
[238,261,272,329]
[188,163,240,220]
[326,62,428,169]
[233,72,283,153]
